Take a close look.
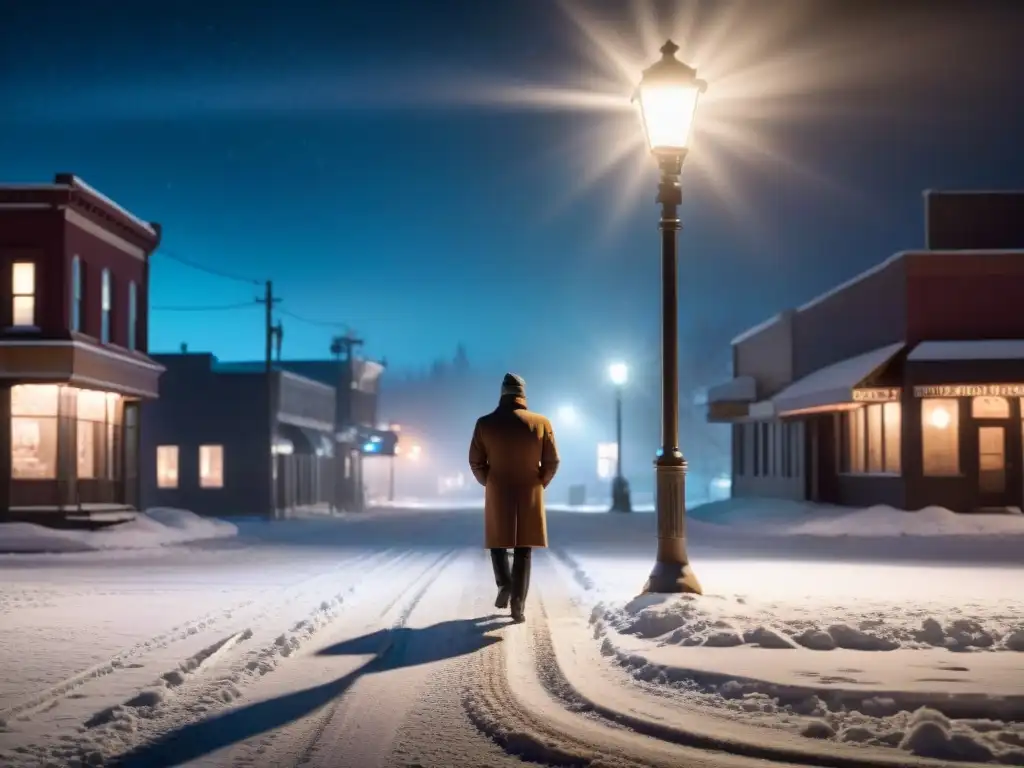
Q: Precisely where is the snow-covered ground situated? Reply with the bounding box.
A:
[0,500,1021,767]
[0,508,237,553]
[555,500,1024,765]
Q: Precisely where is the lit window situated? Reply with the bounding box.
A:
[596,442,617,480]
[972,396,1009,419]
[883,402,902,473]
[71,256,82,332]
[199,445,224,488]
[157,445,179,488]
[76,389,106,480]
[866,404,883,472]
[848,409,865,473]
[101,268,111,343]
[10,384,60,479]
[844,403,901,475]
[921,398,959,476]
[128,281,137,351]
[12,262,36,326]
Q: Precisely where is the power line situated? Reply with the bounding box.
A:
[152,302,257,312]
[279,308,351,330]
[154,248,262,286]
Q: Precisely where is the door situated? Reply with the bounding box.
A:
[977,424,1013,508]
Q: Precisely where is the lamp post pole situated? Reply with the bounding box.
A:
[636,40,705,595]
[608,363,632,512]
[615,385,623,479]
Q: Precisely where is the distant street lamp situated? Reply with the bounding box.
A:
[607,362,632,513]
[557,404,579,427]
[634,40,706,595]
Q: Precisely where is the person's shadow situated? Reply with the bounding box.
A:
[111,615,509,767]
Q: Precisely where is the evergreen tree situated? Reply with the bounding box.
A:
[452,343,469,374]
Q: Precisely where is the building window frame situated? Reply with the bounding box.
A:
[156,445,179,488]
[128,280,138,351]
[11,260,37,328]
[840,402,903,476]
[199,444,224,488]
[71,256,83,332]
[101,268,112,344]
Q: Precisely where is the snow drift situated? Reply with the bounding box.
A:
[0,508,237,553]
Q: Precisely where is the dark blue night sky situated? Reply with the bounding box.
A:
[2,0,1023,378]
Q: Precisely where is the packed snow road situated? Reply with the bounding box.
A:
[1,506,1018,767]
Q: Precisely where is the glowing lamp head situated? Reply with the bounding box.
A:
[608,362,628,387]
[635,40,706,159]
[557,404,578,425]
[928,407,951,430]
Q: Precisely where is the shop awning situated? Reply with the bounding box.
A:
[908,340,1024,361]
[706,375,757,404]
[277,422,333,455]
[772,342,904,416]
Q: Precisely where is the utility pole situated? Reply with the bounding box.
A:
[256,281,281,519]
[272,321,284,362]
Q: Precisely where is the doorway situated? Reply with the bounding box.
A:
[976,424,1013,508]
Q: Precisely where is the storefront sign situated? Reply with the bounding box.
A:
[913,383,1024,398]
[852,387,901,403]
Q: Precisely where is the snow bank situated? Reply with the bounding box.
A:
[558,544,1024,765]
[691,498,1024,538]
[601,592,1024,654]
[0,508,237,553]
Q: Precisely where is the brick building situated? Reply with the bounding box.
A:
[708,190,1024,513]
[0,174,163,524]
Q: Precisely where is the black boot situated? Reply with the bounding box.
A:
[510,598,525,623]
[495,586,511,609]
[490,549,512,609]
[509,547,531,622]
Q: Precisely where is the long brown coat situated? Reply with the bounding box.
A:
[468,396,560,548]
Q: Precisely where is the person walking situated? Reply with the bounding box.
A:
[468,373,560,622]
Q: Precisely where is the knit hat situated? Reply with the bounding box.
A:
[500,372,526,398]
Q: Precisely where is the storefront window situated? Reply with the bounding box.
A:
[75,389,106,480]
[883,402,902,473]
[11,384,59,479]
[848,409,865,472]
[921,398,959,476]
[972,396,1009,419]
[866,405,883,472]
[842,402,901,475]
[200,445,224,488]
[157,445,179,488]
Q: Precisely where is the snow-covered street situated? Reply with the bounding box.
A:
[1,503,1023,767]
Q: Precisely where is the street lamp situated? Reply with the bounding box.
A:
[557,404,579,427]
[607,362,632,513]
[634,40,706,595]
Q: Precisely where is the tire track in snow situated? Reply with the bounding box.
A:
[222,548,463,768]
[462,553,812,768]
[287,548,463,767]
[0,549,412,768]
[0,549,388,726]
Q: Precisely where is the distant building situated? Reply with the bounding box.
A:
[707,190,1024,514]
[0,174,163,525]
[140,353,391,517]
